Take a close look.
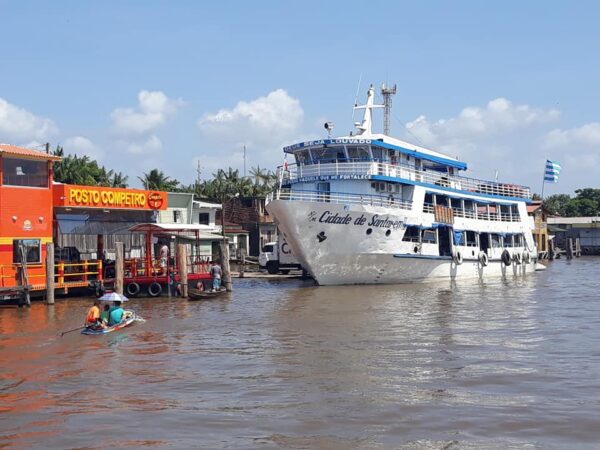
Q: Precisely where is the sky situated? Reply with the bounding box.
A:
[1,0,600,196]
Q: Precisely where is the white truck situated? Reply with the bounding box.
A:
[259,236,302,274]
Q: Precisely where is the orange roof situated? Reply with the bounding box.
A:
[0,143,61,161]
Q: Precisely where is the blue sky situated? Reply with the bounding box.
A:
[1,0,599,195]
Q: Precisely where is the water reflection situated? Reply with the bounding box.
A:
[1,260,600,448]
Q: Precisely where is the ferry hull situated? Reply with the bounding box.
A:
[267,199,536,286]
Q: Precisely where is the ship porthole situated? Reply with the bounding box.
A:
[366,228,373,235]
[385,230,391,237]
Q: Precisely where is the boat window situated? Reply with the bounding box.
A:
[435,195,449,206]
[2,157,48,188]
[450,198,462,210]
[514,233,524,247]
[294,150,310,165]
[490,233,501,248]
[465,230,478,247]
[346,145,371,160]
[424,193,433,205]
[454,230,465,245]
[371,147,384,161]
[312,147,345,163]
[12,239,41,264]
[422,229,437,244]
[402,226,420,242]
[503,235,514,248]
[262,244,274,253]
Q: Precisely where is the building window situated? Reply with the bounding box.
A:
[2,157,48,187]
[13,239,41,264]
[198,213,210,225]
[173,210,182,223]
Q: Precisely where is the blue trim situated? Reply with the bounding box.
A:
[371,175,532,203]
[394,254,453,260]
[370,140,468,171]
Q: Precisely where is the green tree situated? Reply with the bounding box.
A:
[544,194,571,216]
[138,169,181,191]
[53,145,129,187]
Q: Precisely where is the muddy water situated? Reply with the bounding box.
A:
[1,259,600,449]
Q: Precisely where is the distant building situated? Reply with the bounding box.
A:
[547,216,600,255]
[220,196,275,257]
[527,201,550,258]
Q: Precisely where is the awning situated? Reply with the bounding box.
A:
[129,223,216,233]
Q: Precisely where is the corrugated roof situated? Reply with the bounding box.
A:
[0,143,61,161]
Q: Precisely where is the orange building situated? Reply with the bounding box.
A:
[0,144,60,297]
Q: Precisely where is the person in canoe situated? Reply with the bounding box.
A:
[99,304,111,327]
[108,301,125,326]
[85,300,102,326]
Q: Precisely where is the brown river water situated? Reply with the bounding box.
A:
[1,258,600,449]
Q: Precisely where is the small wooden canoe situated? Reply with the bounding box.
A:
[188,288,228,301]
[82,311,136,335]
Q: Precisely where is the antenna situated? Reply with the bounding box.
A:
[351,73,363,125]
[381,83,397,136]
[243,144,247,178]
[196,160,202,184]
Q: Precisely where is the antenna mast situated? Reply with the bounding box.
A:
[381,83,397,136]
[243,144,246,177]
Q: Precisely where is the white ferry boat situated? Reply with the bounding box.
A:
[266,84,538,285]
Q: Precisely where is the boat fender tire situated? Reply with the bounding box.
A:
[453,249,463,265]
[126,282,141,297]
[522,250,530,264]
[478,251,489,267]
[148,282,162,297]
[501,249,512,266]
[514,251,522,265]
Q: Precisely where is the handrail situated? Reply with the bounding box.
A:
[271,189,413,211]
[277,160,532,199]
[423,203,520,222]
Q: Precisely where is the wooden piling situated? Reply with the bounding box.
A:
[220,239,232,292]
[575,238,581,257]
[549,239,555,260]
[46,243,55,305]
[566,238,573,260]
[115,242,124,294]
[240,250,245,278]
[177,243,188,298]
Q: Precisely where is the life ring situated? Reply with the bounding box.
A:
[148,282,163,297]
[126,282,141,297]
[501,249,511,266]
[478,251,489,267]
[452,249,463,265]
[522,250,531,264]
[514,251,522,265]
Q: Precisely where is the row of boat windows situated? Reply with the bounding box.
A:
[402,226,525,247]
[424,193,520,216]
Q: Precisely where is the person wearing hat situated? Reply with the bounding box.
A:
[85,300,101,326]
[108,301,125,326]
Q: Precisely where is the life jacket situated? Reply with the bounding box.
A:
[86,306,100,324]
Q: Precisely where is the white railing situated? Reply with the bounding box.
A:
[422,203,521,222]
[269,190,413,211]
[278,161,532,199]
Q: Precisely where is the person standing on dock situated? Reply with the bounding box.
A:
[210,261,222,291]
[159,242,169,274]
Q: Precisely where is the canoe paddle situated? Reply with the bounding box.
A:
[59,325,87,337]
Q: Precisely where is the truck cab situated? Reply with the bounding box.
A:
[259,237,302,274]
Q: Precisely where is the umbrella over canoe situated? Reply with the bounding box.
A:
[98,292,129,302]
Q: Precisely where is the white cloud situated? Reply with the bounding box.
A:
[63,136,103,160]
[198,89,303,148]
[541,122,600,172]
[0,97,58,142]
[117,135,162,155]
[110,90,184,136]
[406,98,560,149]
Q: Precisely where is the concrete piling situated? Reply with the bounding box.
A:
[45,243,55,305]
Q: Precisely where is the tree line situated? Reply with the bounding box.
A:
[544,189,600,217]
[52,146,278,202]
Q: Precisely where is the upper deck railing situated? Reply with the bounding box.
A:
[269,190,413,211]
[277,160,532,199]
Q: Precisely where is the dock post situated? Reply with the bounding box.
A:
[575,238,581,257]
[566,238,573,260]
[177,244,188,298]
[115,242,124,294]
[240,250,245,278]
[46,243,55,305]
[220,238,233,292]
[549,239,555,260]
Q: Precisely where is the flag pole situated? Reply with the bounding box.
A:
[541,159,547,200]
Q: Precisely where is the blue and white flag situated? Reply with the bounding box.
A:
[544,159,561,183]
